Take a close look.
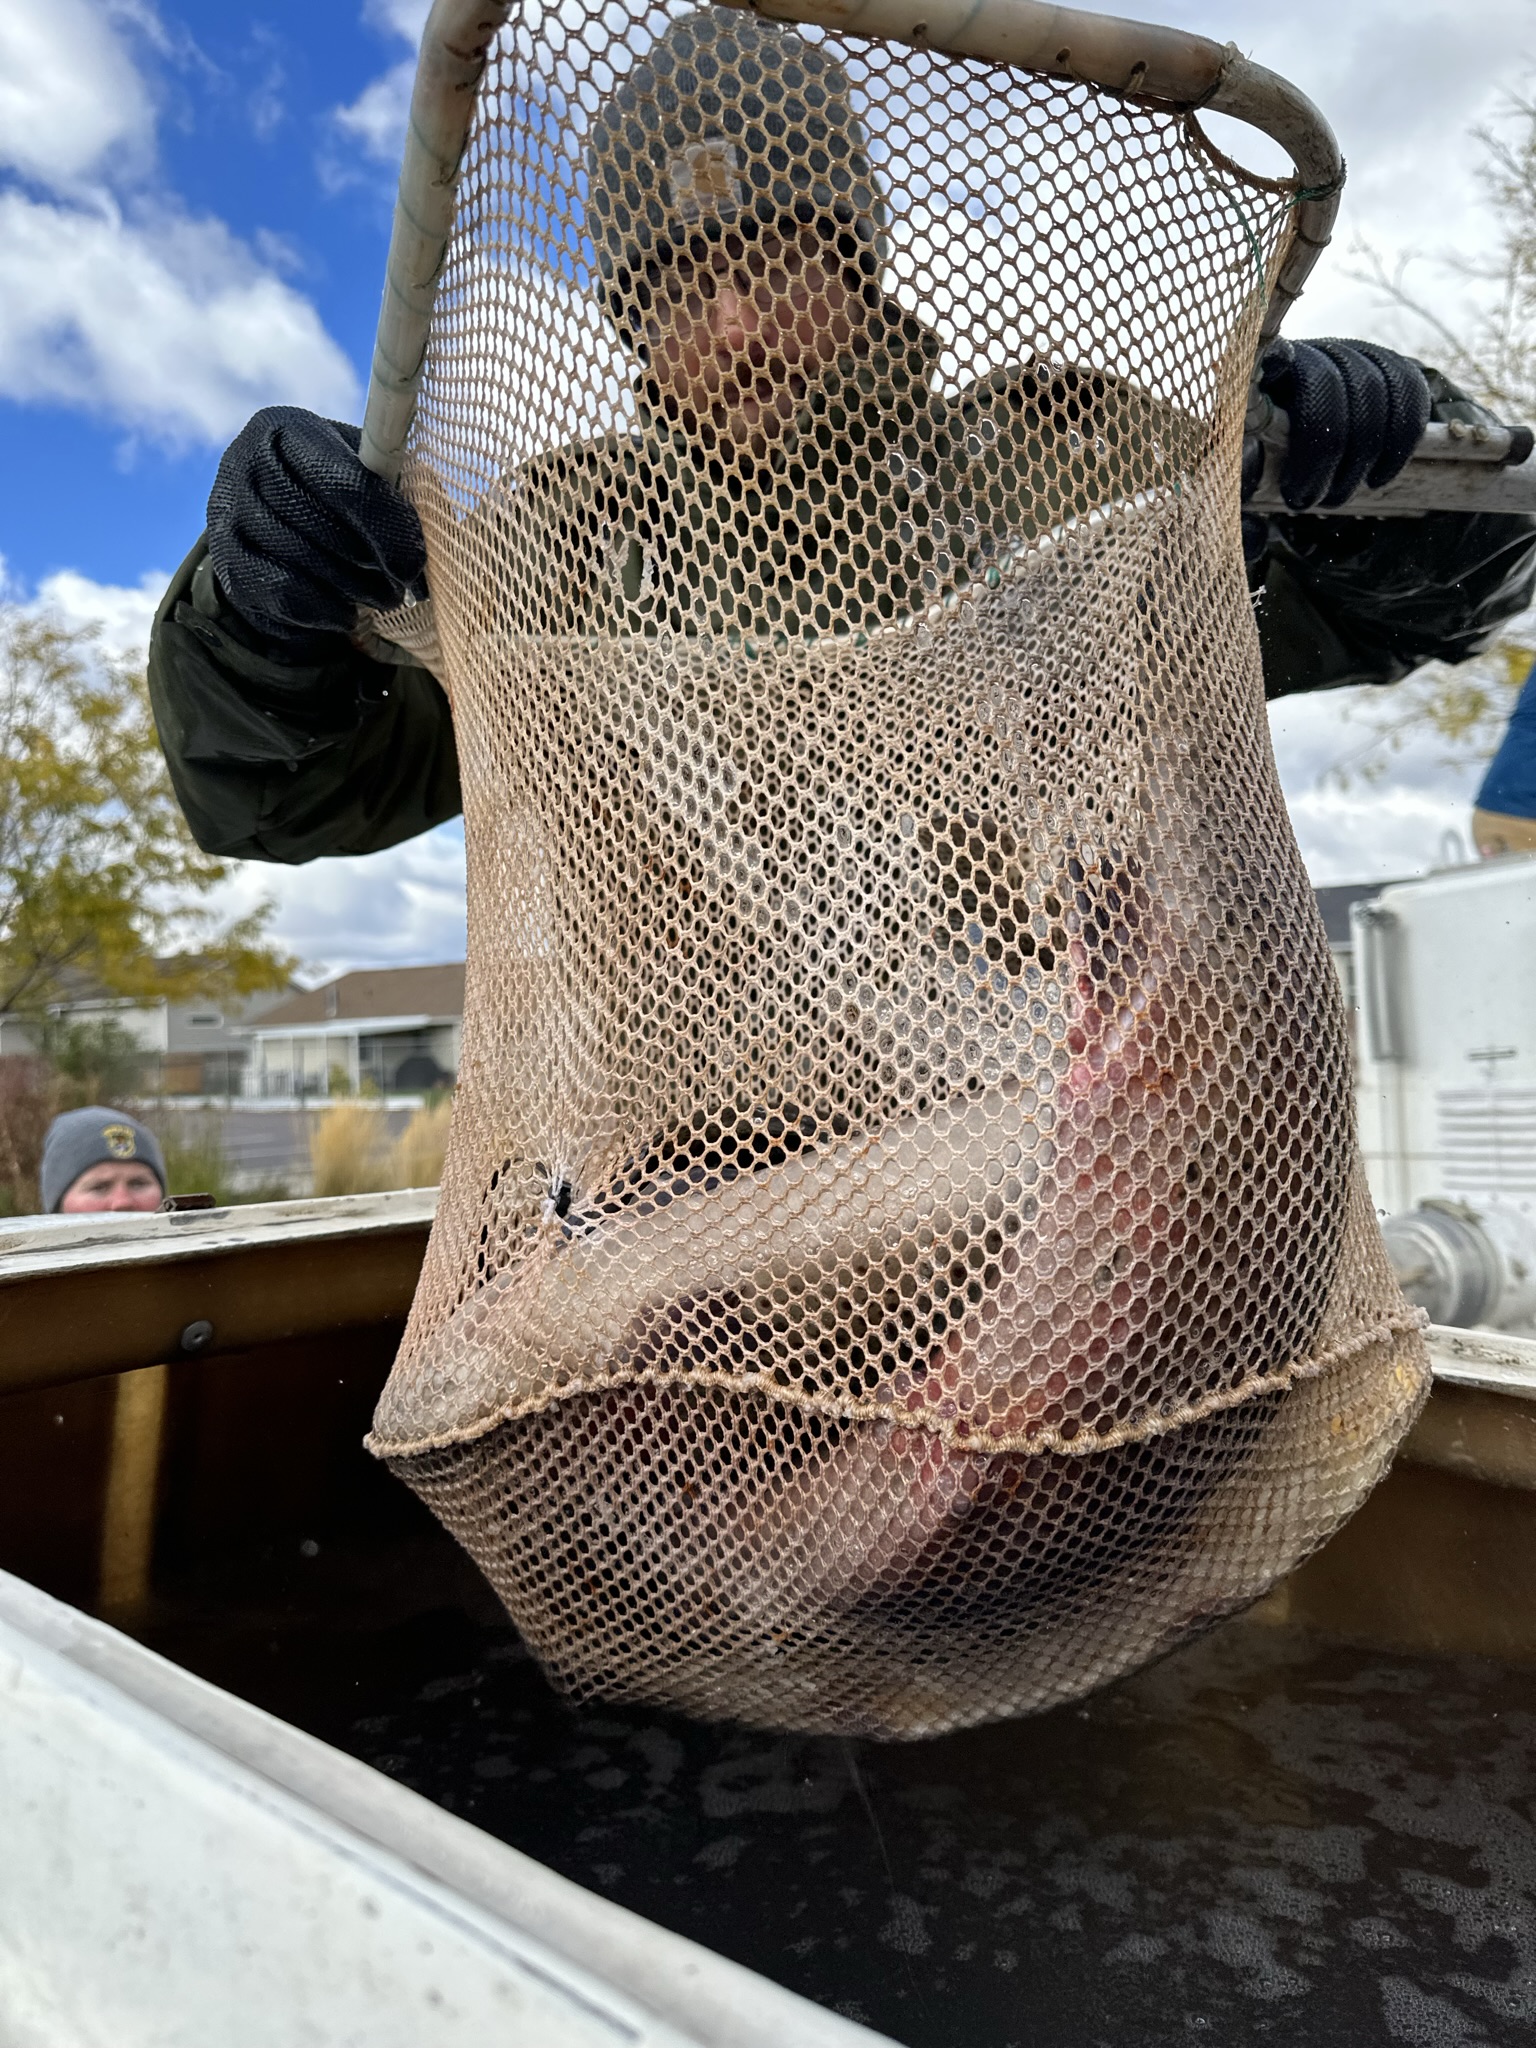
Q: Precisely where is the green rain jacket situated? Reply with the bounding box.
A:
[148,351,1536,864]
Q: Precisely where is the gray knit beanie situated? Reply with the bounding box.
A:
[41,1106,167,1213]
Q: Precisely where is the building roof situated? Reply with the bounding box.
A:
[252,963,465,1030]
[252,1014,448,1040]
[1313,880,1411,947]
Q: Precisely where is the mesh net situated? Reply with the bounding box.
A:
[366,1,1430,1738]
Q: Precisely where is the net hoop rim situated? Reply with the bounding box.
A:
[358,0,1342,483]
[365,1306,1427,1462]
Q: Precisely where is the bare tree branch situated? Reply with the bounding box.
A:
[1326,85,1536,789]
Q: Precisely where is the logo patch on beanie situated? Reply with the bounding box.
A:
[102,1123,137,1160]
[666,137,745,222]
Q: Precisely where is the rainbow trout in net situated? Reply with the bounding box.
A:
[425,841,1341,1463]
[402,833,1350,1642]
[361,0,1431,1736]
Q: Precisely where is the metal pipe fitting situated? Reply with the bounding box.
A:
[1383,1199,1536,1333]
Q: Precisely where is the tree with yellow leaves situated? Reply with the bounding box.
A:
[1324,633,1535,794]
[1336,92,1536,791]
[0,604,294,1020]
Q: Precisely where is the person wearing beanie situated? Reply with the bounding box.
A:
[41,1107,168,1215]
[141,6,1536,867]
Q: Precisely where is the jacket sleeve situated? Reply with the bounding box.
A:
[147,537,462,864]
[1251,368,1536,701]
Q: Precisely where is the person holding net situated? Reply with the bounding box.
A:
[148,14,1535,866]
[142,8,1488,1731]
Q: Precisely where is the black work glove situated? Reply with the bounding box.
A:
[1242,338,1432,513]
[206,408,426,653]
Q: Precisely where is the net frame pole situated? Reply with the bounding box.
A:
[359,0,516,482]
[356,0,1536,511]
[1245,416,1536,516]
[718,0,1342,350]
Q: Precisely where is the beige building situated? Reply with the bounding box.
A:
[0,973,294,1098]
[246,964,464,1101]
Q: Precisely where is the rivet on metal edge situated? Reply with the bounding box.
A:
[179,1320,215,1355]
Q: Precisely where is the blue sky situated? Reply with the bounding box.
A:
[2,0,1532,972]
[0,0,471,976]
[0,0,412,590]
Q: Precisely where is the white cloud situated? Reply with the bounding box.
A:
[245,28,288,144]
[333,60,416,166]
[363,0,431,39]
[0,0,157,192]
[3,555,466,973]
[31,567,168,660]
[2,554,167,661]
[214,822,467,978]
[1269,683,1485,883]
[1281,775,1479,883]
[1036,0,1536,347]
[0,0,361,446]
[329,0,430,171]
[0,191,360,445]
